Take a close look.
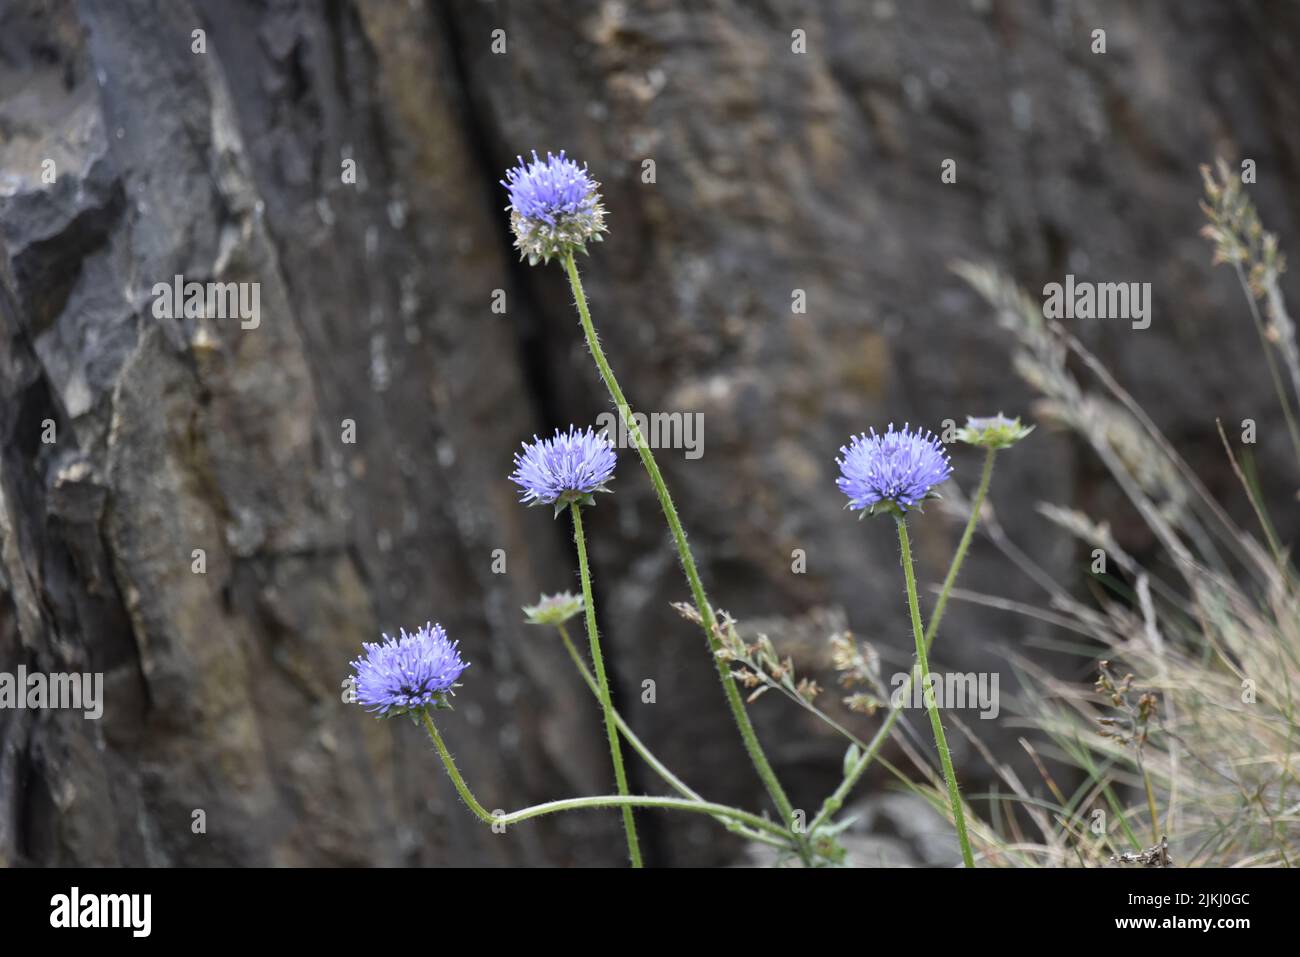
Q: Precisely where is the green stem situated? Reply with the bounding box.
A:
[555,622,788,849]
[422,711,499,825]
[498,795,791,838]
[896,513,975,867]
[420,713,789,842]
[562,249,805,859]
[556,623,696,801]
[924,446,996,653]
[570,502,642,867]
[810,457,996,834]
[555,623,791,849]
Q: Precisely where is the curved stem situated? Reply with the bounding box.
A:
[422,711,503,825]
[555,623,790,849]
[498,795,792,839]
[571,502,642,867]
[924,447,996,653]
[562,249,804,860]
[556,623,698,801]
[420,713,790,843]
[896,513,975,867]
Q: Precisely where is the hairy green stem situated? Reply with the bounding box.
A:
[810,456,997,834]
[896,513,975,867]
[556,623,696,801]
[422,712,498,825]
[924,447,996,653]
[420,713,789,842]
[570,502,642,867]
[553,622,789,849]
[562,249,805,860]
[498,795,791,837]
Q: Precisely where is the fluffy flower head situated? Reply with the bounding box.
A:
[956,413,1035,450]
[523,591,585,627]
[501,150,606,264]
[509,425,617,512]
[350,622,469,718]
[836,423,953,515]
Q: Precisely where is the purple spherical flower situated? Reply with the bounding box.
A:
[836,423,953,515]
[350,622,469,718]
[501,150,606,264]
[510,425,617,512]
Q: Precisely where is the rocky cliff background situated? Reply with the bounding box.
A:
[1,0,1297,867]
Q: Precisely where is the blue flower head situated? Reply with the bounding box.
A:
[501,150,607,265]
[350,622,469,718]
[510,425,617,514]
[836,423,953,516]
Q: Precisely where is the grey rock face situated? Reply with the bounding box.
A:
[1,0,1296,866]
